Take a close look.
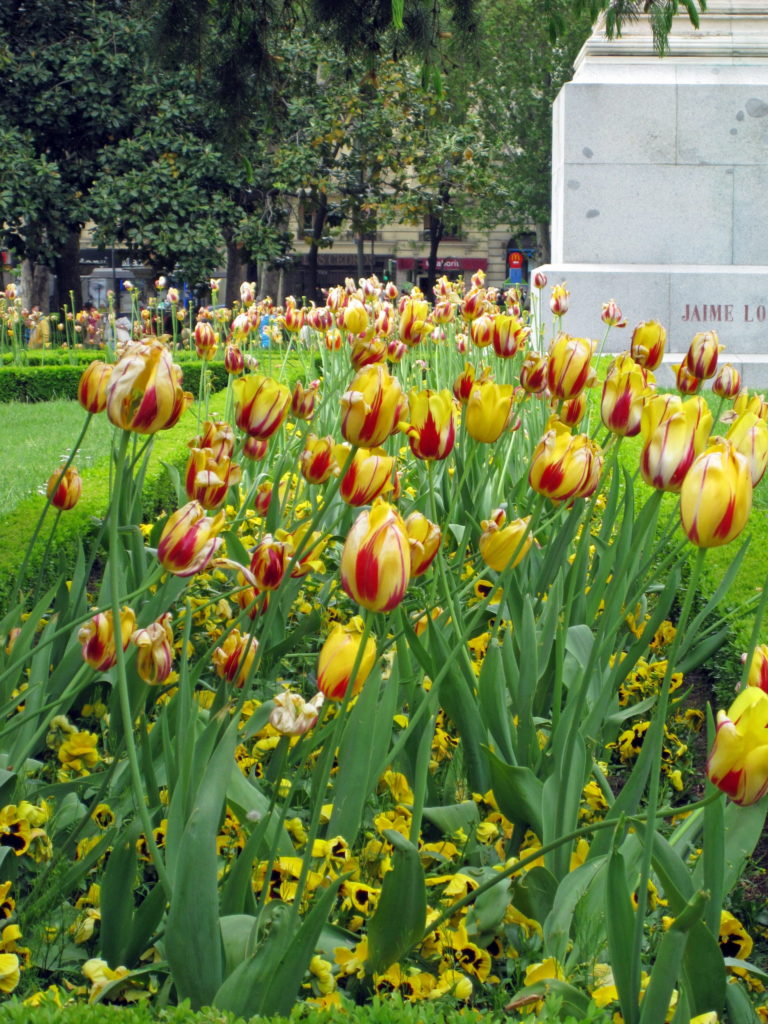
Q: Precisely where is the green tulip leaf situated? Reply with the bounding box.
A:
[365,830,426,975]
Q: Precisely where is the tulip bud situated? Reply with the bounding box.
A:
[243,437,270,461]
[601,300,626,328]
[254,481,273,515]
[337,445,395,506]
[712,363,741,400]
[531,270,547,290]
[281,298,304,333]
[78,360,112,414]
[132,613,174,686]
[194,321,217,359]
[157,501,226,576]
[233,373,291,440]
[291,380,320,420]
[707,687,768,804]
[325,328,343,351]
[680,439,752,547]
[224,344,244,375]
[630,321,666,371]
[340,364,406,448]
[47,466,82,510]
[79,607,136,672]
[317,617,378,700]
[685,330,722,381]
[403,389,456,461]
[479,510,533,571]
[433,299,454,325]
[212,628,259,688]
[674,360,702,395]
[300,435,339,484]
[470,314,494,349]
[404,511,441,576]
[549,284,569,316]
[519,352,549,395]
[558,391,588,428]
[341,499,410,612]
[240,281,255,305]
[465,378,515,443]
[270,691,324,734]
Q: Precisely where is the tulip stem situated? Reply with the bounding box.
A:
[628,545,706,1011]
[109,429,172,898]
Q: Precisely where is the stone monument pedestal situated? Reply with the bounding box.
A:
[536,1,768,387]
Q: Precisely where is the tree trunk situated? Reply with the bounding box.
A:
[224,229,249,307]
[20,260,52,313]
[54,231,82,312]
[535,221,551,266]
[256,260,279,302]
[426,212,444,297]
[307,194,328,304]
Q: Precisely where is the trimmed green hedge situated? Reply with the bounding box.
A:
[0,997,609,1024]
[0,364,230,403]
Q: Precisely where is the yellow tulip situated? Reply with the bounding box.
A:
[707,686,768,804]
[680,439,752,547]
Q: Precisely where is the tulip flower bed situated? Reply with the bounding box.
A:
[0,277,767,1022]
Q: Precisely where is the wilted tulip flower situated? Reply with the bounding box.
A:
[640,395,712,492]
[190,418,235,462]
[79,607,136,672]
[233,373,291,440]
[712,363,741,400]
[680,439,752,548]
[157,501,226,576]
[337,445,395,506]
[77,360,112,413]
[340,364,406,448]
[707,687,768,804]
[212,628,259,688]
[684,330,723,380]
[600,354,654,437]
[529,421,604,502]
[341,499,411,612]
[317,617,378,700]
[132,613,174,686]
[270,691,324,735]
[107,340,192,434]
[47,466,82,510]
[726,412,768,486]
[403,389,456,460]
[479,510,533,572]
[465,378,516,443]
[404,511,441,576]
[547,334,595,400]
[630,320,666,371]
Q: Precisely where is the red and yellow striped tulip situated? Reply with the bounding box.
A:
[726,412,768,486]
[529,421,604,502]
[350,336,388,369]
[337,445,395,506]
[465,378,515,443]
[340,364,405,448]
[712,363,741,399]
[557,391,588,429]
[684,330,722,380]
[132,613,174,686]
[317,617,377,700]
[212,628,259,688]
[549,284,569,316]
[342,298,370,336]
[746,645,768,694]
[403,388,456,460]
[547,334,595,400]
[184,448,242,510]
[520,351,548,394]
[640,395,712,492]
[680,438,752,547]
[600,354,654,437]
[300,434,340,484]
[157,501,226,576]
[479,510,533,571]
[189,419,235,462]
[78,607,136,672]
[707,687,768,805]
[470,313,494,349]
[630,320,666,371]
[224,344,244,375]
[341,499,410,612]
[243,437,270,461]
[233,373,291,440]
[492,314,528,358]
[194,321,218,359]
[77,360,112,413]
[398,296,431,346]
[107,340,192,434]
[404,511,441,576]
[674,360,702,395]
[47,465,82,510]
[250,534,291,590]
[291,380,320,420]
